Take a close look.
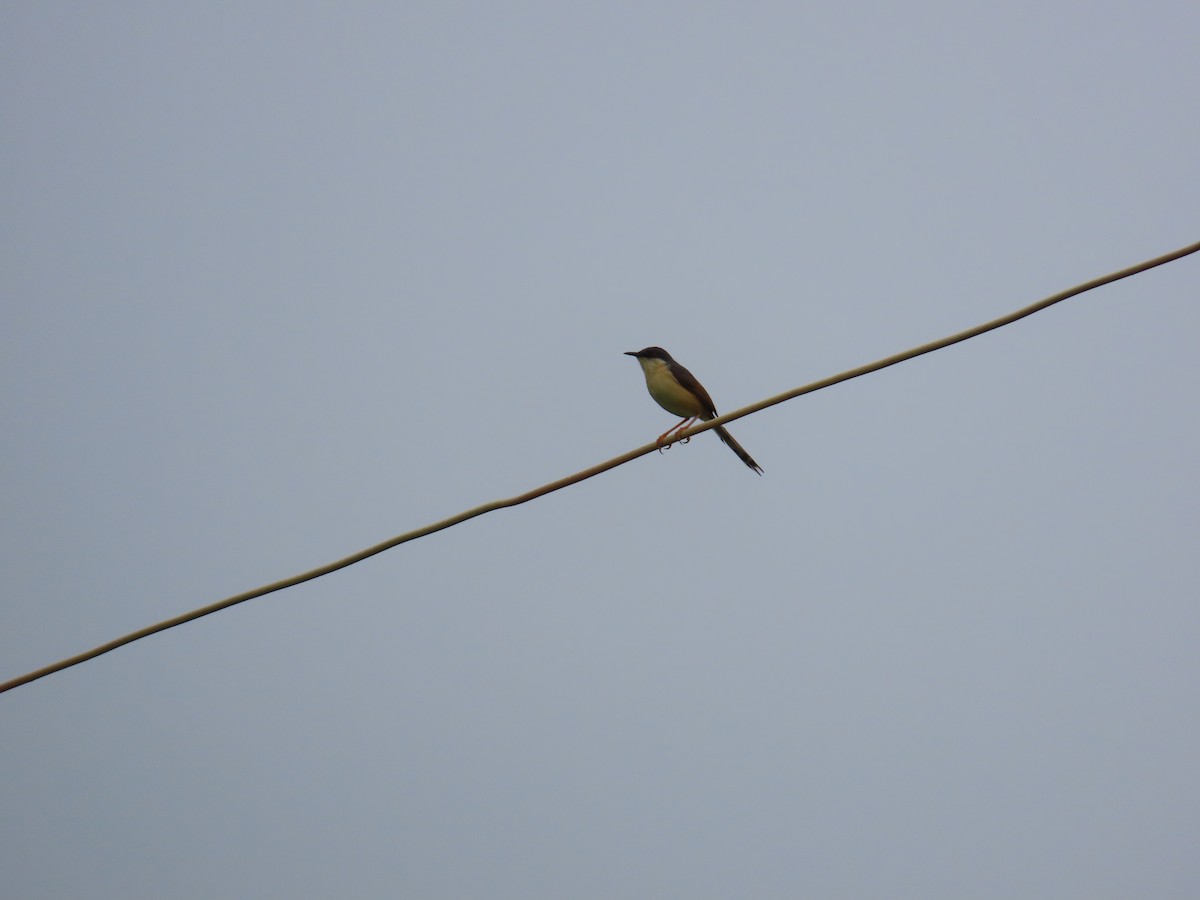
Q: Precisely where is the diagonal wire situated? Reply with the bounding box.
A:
[3,238,1197,695]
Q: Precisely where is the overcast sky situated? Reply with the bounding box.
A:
[3,3,1198,898]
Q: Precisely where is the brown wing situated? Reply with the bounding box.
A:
[668,361,719,419]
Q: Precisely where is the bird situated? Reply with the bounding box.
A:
[624,346,763,474]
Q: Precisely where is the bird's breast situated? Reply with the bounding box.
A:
[641,361,709,418]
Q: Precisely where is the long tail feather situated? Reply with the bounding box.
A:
[713,425,763,475]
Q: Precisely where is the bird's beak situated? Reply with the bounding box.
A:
[623,351,638,357]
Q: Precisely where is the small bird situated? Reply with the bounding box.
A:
[625,346,763,474]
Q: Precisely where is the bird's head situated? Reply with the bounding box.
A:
[624,346,673,362]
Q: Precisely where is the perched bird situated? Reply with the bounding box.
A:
[625,346,763,474]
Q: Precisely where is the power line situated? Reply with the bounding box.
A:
[3,238,1197,695]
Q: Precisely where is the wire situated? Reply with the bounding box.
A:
[2,238,1197,695]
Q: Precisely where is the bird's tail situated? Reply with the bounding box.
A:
[713,424,763,475]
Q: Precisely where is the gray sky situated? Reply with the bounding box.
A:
[3,3,1198,897]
